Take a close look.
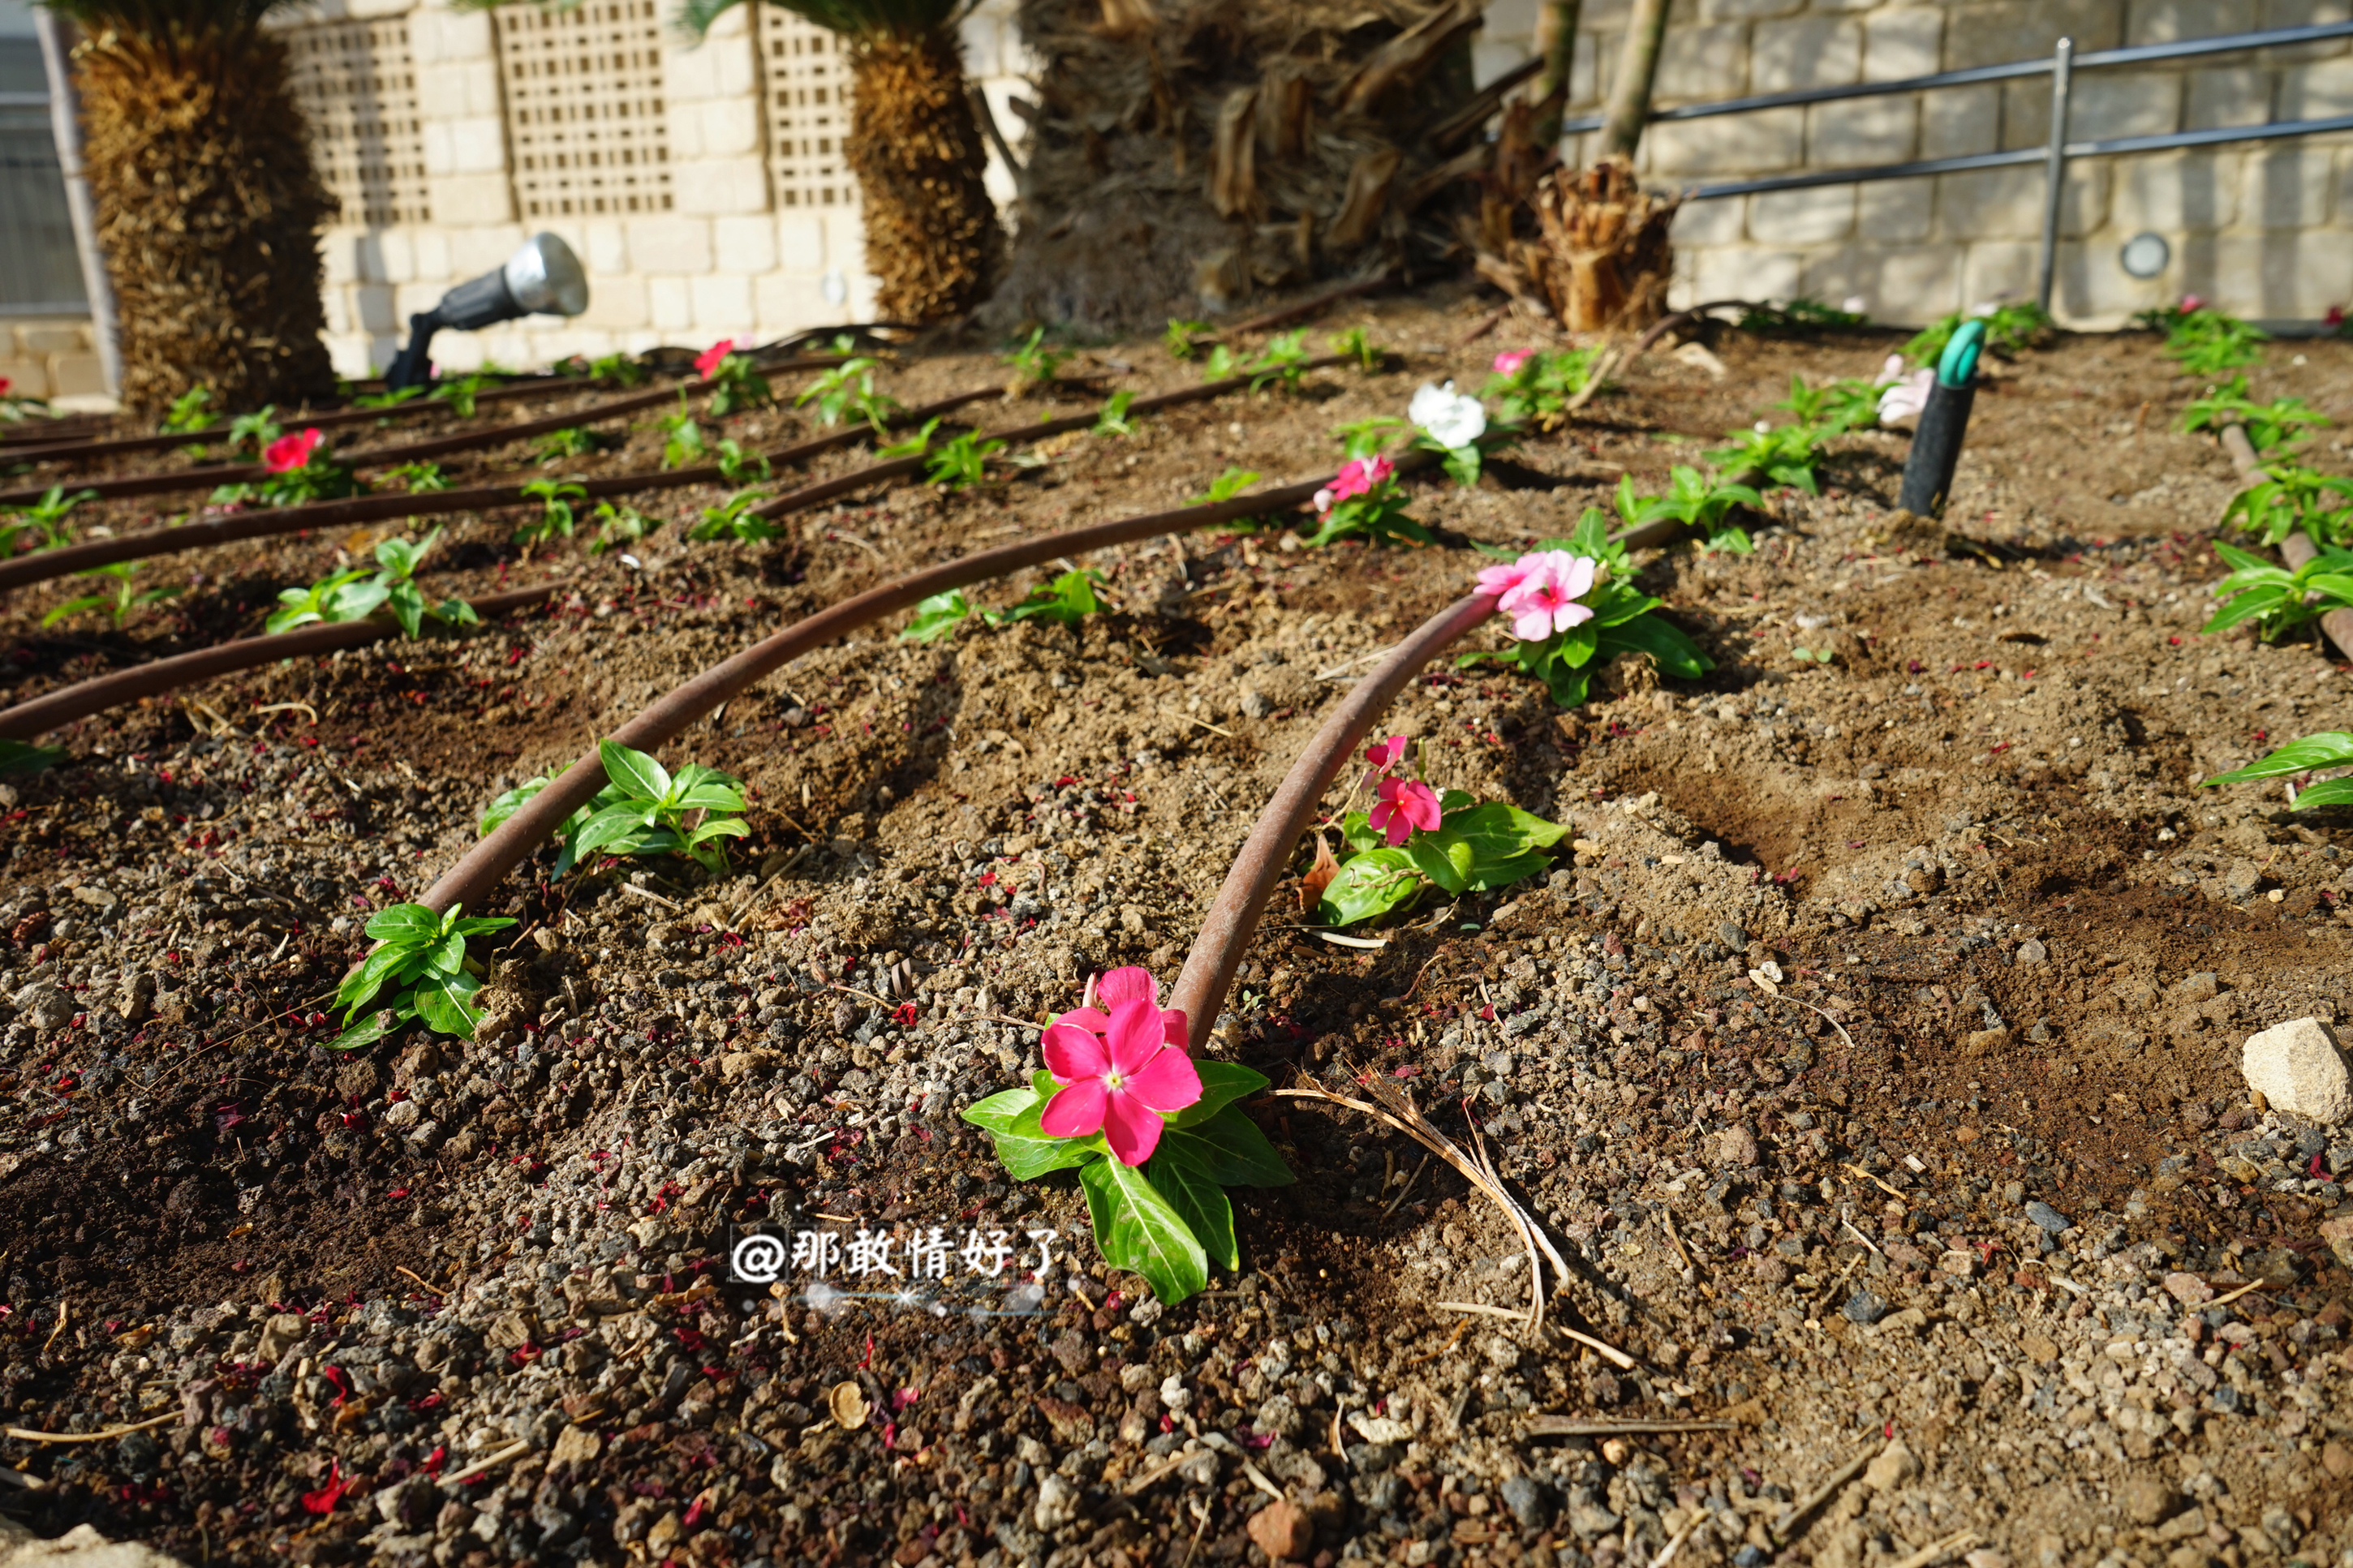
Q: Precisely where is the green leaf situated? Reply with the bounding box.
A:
[1146,1145,1240,1272]
[2204,732,2353,784]
[2290,778,2353,809]
[1598,612,1715,681]
[980,1080,1106,1179]
[597,739,670,803]
[0,740,65,778]
[962,1086,1043,1134]
[1405,833,1473,896]
[1338,811,1384,855]
[901,590,972,642]
[363,904,441,945]
[1162,1106,1295,1187]
[1316,846,1426,926]
[326,1007,401,1052]
[1078,1154,1209,1305]
[481,778,548,834]
[572,801,660,857]
[1169,1060,1271,1129]
[336,944,411,1016]
[410,969,484,1036]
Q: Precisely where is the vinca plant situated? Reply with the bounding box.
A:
[483,739,750,878]
[2221,466,2353,548]
[1737,297,1868,332]
[516,479,587,545]
[1305,736,1569,928]
[1481,346,1604,429]
[795,354,900,432]
[1462,512,1714,707]
[160,385,213,435]
[1615,467,1762,554]
[41,562,179,629]
[2179,376,2326,453]
[2154,303,2268,376]
[900,568,1106,642]
[1906,302,2051,366]
[2,485,97,554]
[2202,540,2353,642]
[2204,732,2353,810]
[695,339,771,418]
[657,397,708,470]
[1004,327,1070,393]
[212,428,362,507]
[268,531,479,638]
[688,488,783,544]
[963,967,1294,1305]
[331,903,517,1050]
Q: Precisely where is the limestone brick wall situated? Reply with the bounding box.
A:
[1473,0,2353,328]
[280,0,1034,378]
[0,318,105,406]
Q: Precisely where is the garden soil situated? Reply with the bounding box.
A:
[1,286,2350,1568]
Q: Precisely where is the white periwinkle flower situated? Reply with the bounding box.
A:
[1409,380,1486,449]
[1877,366,1935,427]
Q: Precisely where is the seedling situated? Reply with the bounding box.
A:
[561,351,646,386]
[588,500,656,555]
[330,902,517,1050]
[687,488,782,543]
[516,479,587,544]
[430,376,493,418]
[1771,373,1879,435]
[1310,739,1568,927]
[1164,318,1212,360]
[2179,376,2326,453]
[1615,467,1763,553]
[1737,297,1868,332]
[713,438,770,485]
[1460,512,1714,707]
[877,417,940,460]
[2201,539,2353,642]
[1906,302,2050,366]
[1707,423,1830,495]
[963,966,1293,1305]
[385,461,450,493]
[1481,346,1604,429]
[226,406,282,453]
[657,397,707,470]
[41,561,180,629]
[547,739,751,875]
[1199,344,1237,381]
[2204,731,2353,810]
[352,385,428,410]
[794,356,899,432]
[2220,465,2353,548]
[1329,325,1387,372]
[2160,307,2268,376]
[1792,645,1836,664]
[1092,389,1138,438]
[2,485,98,553]
[1244,329,1310,393]
[160,385,213,434]
[1305,456,1430,549]
[897,568,1107,642]
[1004,327,1071,392]
[900,591,975,642]
[697,341,771,417]
[269,529,478,637]
[1409,381,1491,488]
[214,428,362,507]
[535,426,609,463]
[927,428,1005,490]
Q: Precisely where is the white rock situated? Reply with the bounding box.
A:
[1034,1473,1078,1531]
[2242,1017,2351,1124]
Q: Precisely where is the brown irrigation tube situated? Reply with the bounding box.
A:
[747,356,1353,522]
[2217,422,2353,659]
[416,473,1341,917]
[0,354,847,470]
[0,385,1007,596]
[0,356,861,509]
[1165,593,1498,1047]
[0,583,559,741]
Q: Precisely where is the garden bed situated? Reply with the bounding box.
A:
[0,286,2348,1568]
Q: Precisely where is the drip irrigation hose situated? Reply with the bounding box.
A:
[1165,593,1500,1049]
[2217,422,2353,661]
[1895,322,1986,519]
[0,386,1008,596]
[0,357,844,472]
[415,472,1348,918]
[0,584,559,741]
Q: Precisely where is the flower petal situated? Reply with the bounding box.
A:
[1100,1089,1166,1166]
[1041,1022,1111,1083]
[1039,1079,1108,1139]
[1106,997,1165,1076]
[1096,967,1158,1007]
[1160,1008,1191,1050]
[1125,1045,1202,1114]
[1052,1006,1112,1035]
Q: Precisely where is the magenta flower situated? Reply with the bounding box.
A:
[1492,350,1532,375]
[1039,987,1202,1166]
[1315,453,1393,514]
[264,428,324,474]
[695,338,736,378]
[1474,555,1539,601]
[1499,551,1598,641]
[1368,775,1441,846]
[2180,294,2205,314]
[1364,734,1409,774]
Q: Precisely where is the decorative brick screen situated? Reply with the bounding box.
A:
[286,15,432,228]
[496,0,673,219]
[757,6,856,211]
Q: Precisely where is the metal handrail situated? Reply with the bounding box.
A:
[1542,18,2353,315]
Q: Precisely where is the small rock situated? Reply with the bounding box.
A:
[1239,689,1273,720]
[2162,1271,2214,1305]
[1034,1473,1078,1532]
[1499,1474,1550,1529]
[11,981,73,1031]
[2322,1440,2352,1480]
[255,1313,307,1364]
[548,1425,601,1468]
[2013,939,2047,964]
[2119,1476,2179,1526]
[2240,1017,2351,1124]
[1962,1027,2012,1058]
[1842,1291,1888,1325]
[1711,1124,1760,1168]
[1938,1249,1976,1278]
[1862,1441,1917,1493]
[1873,1307,1929,1336]
[1715,922,1749,953]
[2319,1215,2353,1269]
[2020,1334,2058,1367]
[1246,1499,1314,1562]
[2024,1201,2071,1235]
[2174,972,2219,1003]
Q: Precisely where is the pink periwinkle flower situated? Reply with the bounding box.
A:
[264,428,325,474]
[1364,734,1410,774]
[1039,971,1201,1166]
[1368,776,1442,847]
[1474,555,1541,601]
[2179,294,2205,314]
[1499,551,1598,642]
[1316,453,1393,514]
[695,338,737,378]
[1492,350,1533,376]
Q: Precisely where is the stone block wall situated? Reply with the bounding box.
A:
[1475,0,2353,327]
[0,318,105,406]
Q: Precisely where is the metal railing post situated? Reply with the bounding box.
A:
[2036,37,2075,314]
[33,11,119,396]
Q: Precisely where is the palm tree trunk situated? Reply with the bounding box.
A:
[1531,0,1581,149]
[72,24,333,416]
[845,32,1006,322]
[1600,0,1672,161]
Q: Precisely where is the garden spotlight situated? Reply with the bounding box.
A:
[384,233,590,391]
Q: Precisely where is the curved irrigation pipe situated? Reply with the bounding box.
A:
[0,357,858,509]
[2217,421,2353,659]
[1164,593,1498,1045]
[0,386,1009,596]
[415,471,1344,917]
[0,583,560,741]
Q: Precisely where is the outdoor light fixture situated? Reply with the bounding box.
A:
[384,232,590,391]
[2120,231,2171,279]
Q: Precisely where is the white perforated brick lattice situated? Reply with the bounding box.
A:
[285,15,430,228]
[497,0,673,219]
[758,7,855,211]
